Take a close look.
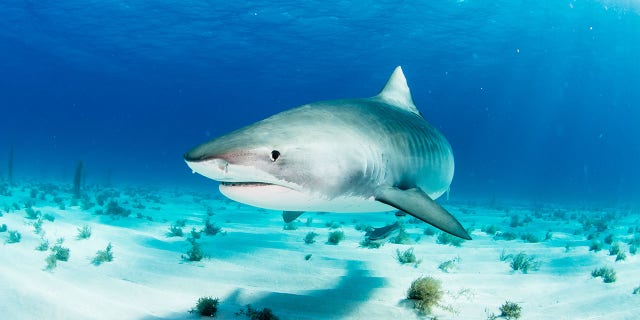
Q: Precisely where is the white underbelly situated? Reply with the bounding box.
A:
[219,183,394,212]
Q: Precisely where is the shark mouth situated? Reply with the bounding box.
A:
[185,159,291,189]
[219,181,298,193]
[220,181,275,187]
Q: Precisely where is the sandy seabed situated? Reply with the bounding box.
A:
[0,182,639,319]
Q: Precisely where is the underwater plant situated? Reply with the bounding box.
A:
[604,233,614,245]
[494,231,518,241]
[203,217,222,236]
[327,230,344,245]
[76,224,92,240]
[25,207,41,220]
[359,237,383,249]
[32,218,43,235]
[519,233,539,243]
[633,285,640,295]
[236,304,280,320]
[481,224,499,235]
[591,266,616,283]
[190,296,219,317]
[183,237,204,262]
[167,222,184,237]
[609,242,622,256]
[43,212,55,222]
[499,301,522,319]
[51,239,70,261]
[593,219,608,232]
[396,247,421,266]
[103,200,131,217]
[132,201,146,210]
[552,209,567,220]
[325,221,341,229]
[189,227,202,239]
[391,225,413,244]
[36,238,49,251]
[95,189,120,206]
[0,224,6,232]
[499,249,512,262]
[589,241,603,252]
[507,252,540,273]
[437,232,465,247]
[45,253,58,271]
[45,239,69,270]
[7,230,21,243]
[92,243,114,266]
[303,232,318,244]
[407,276,443,314]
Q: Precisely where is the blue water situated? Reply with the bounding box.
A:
[1,1,639,204]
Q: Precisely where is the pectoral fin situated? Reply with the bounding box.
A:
[375,187,471,240]
[283,211,304,223]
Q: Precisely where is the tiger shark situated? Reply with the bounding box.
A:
[184,66,470,239]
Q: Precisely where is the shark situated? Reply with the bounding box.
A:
[184,66,470,240]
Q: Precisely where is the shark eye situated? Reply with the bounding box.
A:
[270,150,280,162]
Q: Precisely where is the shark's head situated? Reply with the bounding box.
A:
[184,105,371,210]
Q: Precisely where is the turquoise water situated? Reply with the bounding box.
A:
[1,1,639,203]
[1,2,639,319]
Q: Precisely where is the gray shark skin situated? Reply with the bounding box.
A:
[184,67,470,239]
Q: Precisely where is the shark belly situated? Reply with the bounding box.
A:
[219,183,394,212]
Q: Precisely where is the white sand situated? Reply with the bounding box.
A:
[0,184,639,319]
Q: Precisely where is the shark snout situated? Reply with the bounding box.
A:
[183,147,210,162]
[185,157,229,180]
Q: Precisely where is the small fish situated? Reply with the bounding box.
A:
[365,221,401,241]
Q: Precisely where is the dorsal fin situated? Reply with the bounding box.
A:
[375,66,420,115]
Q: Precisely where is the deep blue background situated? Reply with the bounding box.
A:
[1,1,639,204]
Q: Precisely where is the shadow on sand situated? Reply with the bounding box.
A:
[140,260,386,319]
